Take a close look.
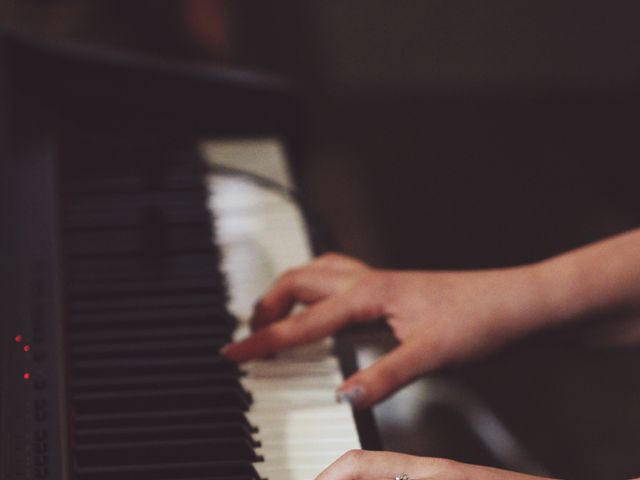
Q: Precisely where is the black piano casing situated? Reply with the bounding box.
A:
[0,28,379,480]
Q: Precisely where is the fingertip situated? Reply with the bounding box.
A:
[336,372,375,410]
[219,328,278,364]
[218,342,235,360]
[336,380,369,409]
[218,342,246,363]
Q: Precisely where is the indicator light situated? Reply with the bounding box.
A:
[15,335,23,343]
[23,345,31,353]
[23,373,31,380]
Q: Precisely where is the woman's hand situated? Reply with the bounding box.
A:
[222,229,640,408]
[221,252,548,408]
[315,450,553,480]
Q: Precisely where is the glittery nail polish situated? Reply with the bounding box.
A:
[335,385,366,406]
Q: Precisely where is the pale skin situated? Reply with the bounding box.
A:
[222,228,640,480]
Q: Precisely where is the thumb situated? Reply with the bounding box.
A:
[336,339,435,410]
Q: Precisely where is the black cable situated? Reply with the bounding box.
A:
[209,163,340,255]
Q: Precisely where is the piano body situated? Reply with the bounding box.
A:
[0,30,378,480]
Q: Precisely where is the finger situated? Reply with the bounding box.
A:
[251,267,354,331]
[223,293,357,363]
[315,450,451,480]
[336,338,438,409]
[313,252,369,272]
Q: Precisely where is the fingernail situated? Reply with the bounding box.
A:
[335,385,366,406]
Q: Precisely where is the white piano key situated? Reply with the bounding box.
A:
[257,441,357,458]
[200,139,296,189]
[255,465,328,480]
[204,140,361,478]
[243,373,341,385]
[243,360,342,378]
[251,387,341,401]
[256,423,360,437]
[250,421,358,440]
[244,375,341,386]
[256,455,343,469]
[247,403,357,420]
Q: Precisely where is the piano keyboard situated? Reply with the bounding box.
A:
[49,135,360,480]
[205,139,361,479]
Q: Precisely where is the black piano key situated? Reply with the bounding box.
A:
[75,437,261,466]
[71,360,240,382]
[63,177,206,196]
[63,197,207,228]
[63,168,204,195]
[72,352,237,370]
[70,293,228,312]
[75,460,262,480]
[72,367,238,383]
[63,175,143,193]
[161,477,260,480]
[74,409,256,432]
[69,371,247,404]
[67,271,226,293]
[75,422,257,444]
[64,160,203,182]
[67,276,225,298]
[69,319,234,339]
[63,207,211,231]
[71,386,252,414]
[70,340,234,359]
[59,140,265,480]
[67,253,220,278]
[71,371,243,393]
[69,328,231,346]
[69,305,232,326]
[161,477,258,480]
[68,324,232,345]
[70,338,227,359]
[63,179,205,196]
[64,226,214,256]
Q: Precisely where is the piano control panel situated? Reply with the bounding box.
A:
[2,126,69,480]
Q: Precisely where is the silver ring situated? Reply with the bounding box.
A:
[395,475,411,480]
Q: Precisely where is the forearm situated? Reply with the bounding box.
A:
[533,228,640,329]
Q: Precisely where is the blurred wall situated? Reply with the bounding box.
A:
[3,3,640,477]
[287,1,640,268]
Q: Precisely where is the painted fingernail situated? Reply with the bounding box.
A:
[335,385,366,406]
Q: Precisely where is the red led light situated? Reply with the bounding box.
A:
[15,335,23,343]
[23,345,31,353]
[23,373,31,380]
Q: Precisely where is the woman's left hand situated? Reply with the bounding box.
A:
[315,450,553,480]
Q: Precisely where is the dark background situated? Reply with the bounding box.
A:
[3,2,640,478]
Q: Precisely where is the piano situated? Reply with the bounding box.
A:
[0,30,378,480]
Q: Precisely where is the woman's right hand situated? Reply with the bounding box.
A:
[221,252,550,408]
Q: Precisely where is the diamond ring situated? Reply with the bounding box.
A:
[395,475,411,480]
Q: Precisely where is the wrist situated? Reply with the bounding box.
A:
[495,262,566,338]
[524,258,582,329]
[529,240,632,328]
